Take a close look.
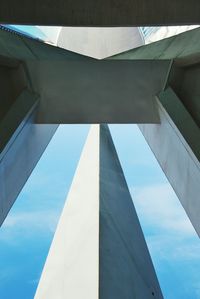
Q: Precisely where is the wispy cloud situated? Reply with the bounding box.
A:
[3,210,60,232]
[131,183,196,235]
[0,210,61,247]
[131,183,200,298]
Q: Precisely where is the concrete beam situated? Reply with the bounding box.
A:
[27,59,171,124]
[0,0,200,26]
[0,27,171,124]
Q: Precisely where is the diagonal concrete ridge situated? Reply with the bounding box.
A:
[34,124,163,299]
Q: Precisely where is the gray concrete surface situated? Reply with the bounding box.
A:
[0,27,169,124]
[58,27,144,59]
[0,49,58,226]
[35,125,163,298]
[139,92,200,236]
[27,59,170,124]
[0,0,199,26]
[0,105,57,226]
[99,125,163,298]
[110,28,200,236]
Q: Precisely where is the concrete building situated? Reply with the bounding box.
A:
[0,4,200,297]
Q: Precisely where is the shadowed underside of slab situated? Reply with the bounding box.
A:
[27,60,170,124]
[0,0,200,26]
[0,27,171,124]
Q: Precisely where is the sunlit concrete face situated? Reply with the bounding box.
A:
[34,125,100,299]
[110,28,200,236]
[35,125,163,299]
[58,27,144,59]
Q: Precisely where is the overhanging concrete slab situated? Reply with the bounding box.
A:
[0,0,200,26]
[0,27,171,124]
[27,60,171,124]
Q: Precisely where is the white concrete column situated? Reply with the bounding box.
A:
[34,125,100,299]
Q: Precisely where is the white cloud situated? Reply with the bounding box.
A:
[0,210,61,246]
[3,210,59,232]
[131,183,196,236]
[130,183,200,271]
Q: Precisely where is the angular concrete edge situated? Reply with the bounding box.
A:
[0,108,58,226]
[138,97,200,236]
[35,125,163,298]
[34,125,100,299]
[109,27,200,61]
[99,125,163,299]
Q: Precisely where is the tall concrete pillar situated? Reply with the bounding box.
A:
[35,124,163,299]
[0,53,57,226]
[110,28,200,236]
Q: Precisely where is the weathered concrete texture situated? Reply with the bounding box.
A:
[99,125,163,299]
[34,125,100,299]
[58,27,144,59]
[0,0,200,26]
[139,91,200,236]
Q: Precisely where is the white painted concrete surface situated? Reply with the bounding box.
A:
[34,125,100,299]
[58,27,144,59]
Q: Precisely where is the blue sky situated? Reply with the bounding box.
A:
[0,124,199,299]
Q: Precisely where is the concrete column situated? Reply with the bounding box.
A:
[110,28,200,236]
[139,89,200,236]
[34,125,100,299]
[0,54,57,226]
[35,125,163,299]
